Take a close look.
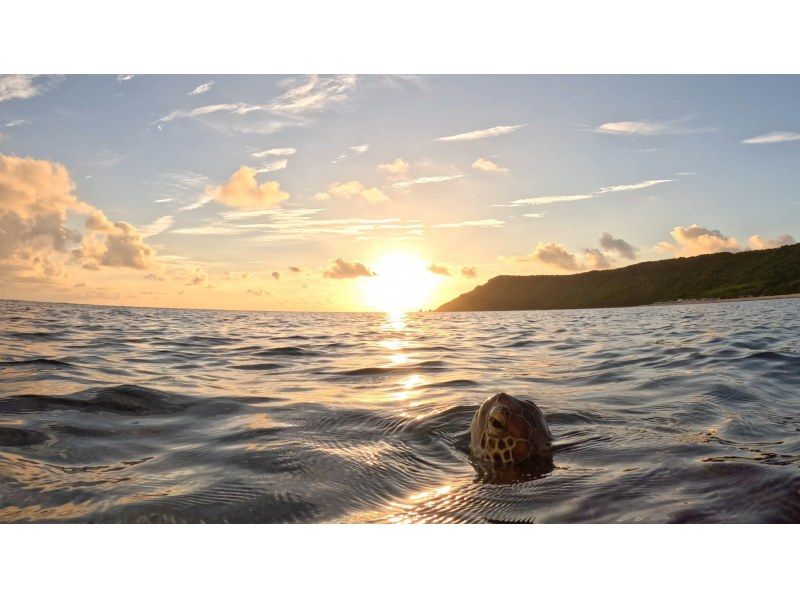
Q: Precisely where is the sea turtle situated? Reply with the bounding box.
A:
[470,392,552,467]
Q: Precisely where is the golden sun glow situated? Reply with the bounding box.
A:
[358,253,441,312]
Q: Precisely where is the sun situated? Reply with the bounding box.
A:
[358,252,441,312]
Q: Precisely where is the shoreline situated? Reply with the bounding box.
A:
[651,293,800,307]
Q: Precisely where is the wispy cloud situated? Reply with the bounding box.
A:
[432,219,505,229]
[435,124,525,142]
[512,179,673,206]
[594,116,713,136]
[742,131,800,145]
[257,159,288,173]
[189,81,215,96]
[350,144,369,153]
[522,213,544,218]
[157,75,358,134]
[116,74,136,83]
[390,174,463,189]
[140,215,175,238]
[4,119,28,127]
[251,147,296,158]
[0,75,61,103]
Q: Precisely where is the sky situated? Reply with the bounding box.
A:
[1,74,799,311]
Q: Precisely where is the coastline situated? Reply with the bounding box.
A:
[651,293,800,307]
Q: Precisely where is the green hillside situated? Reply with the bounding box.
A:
[437,243,800,312]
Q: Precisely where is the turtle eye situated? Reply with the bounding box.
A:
[489,416,505,429]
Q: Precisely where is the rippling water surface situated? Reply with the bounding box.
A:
[2,298,800,523]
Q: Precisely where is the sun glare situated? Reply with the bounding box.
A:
[359,253,441,312]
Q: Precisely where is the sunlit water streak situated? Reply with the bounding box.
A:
[1,298,799,523]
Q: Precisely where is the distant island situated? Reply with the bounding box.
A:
[437,243,800,312]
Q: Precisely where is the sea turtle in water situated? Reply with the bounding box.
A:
[470,392,552,468]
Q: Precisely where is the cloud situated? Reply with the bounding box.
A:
[748,234,796,250]
[471,158,508,174]
[157,75,358,134]
[432,219,505,229]
[116,75,136,83]
[154,197,175,203]
[435,124,525,142]
[93,222,157,269]
[583,248,613,270]
[428,263,452,276]
[502,242,585,272]
[207,166,289,209]
[139,215,175,238]
[257,159,288,173]
[313,180,389,203]
[271,271,280,281]
[594,116,712,136]
[513,194,593,206]
[0,75,60,103]
[742,131,800,145]
[666,224,740,256]
[530,242,583,271]
[512,179,673,206]
[350,144,369,153]
[251,147,296,159]
[189,81,214,96]
[0,152,157,283]
[390,174,463,189]
[461,266,477,278]
[187,267,209,286]
[522,213,544,218]
[5,119,28,127]
[378,158,409,179]
[599,232,637,260]
[323,257,375,279]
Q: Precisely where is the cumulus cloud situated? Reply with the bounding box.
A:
[313,180,389,203]
[501,242,612,272]
[583,249,613,270]
[512,179,673,206]
[271,271,281,280]
[0,152,156,283]
[471,158,508,174]
[461,266,477,278]
[323,257,375,279]
[0,75,60,102]
[664,224,740,256]
[378,158,409,179]
[428,263,452,276]
[207,166,289,209]
[435,125,525,142]
[748,234,796,250]
[742,131,800,145]
[594,116,713,136]
[189,80,214,96]
[251,147,296,158]
[599,232,637,260]
[529,242,583,271]
[187,267,209,286]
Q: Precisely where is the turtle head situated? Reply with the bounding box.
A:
[470,392,553,469]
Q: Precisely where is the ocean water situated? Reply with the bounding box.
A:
[1,298,799,523]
